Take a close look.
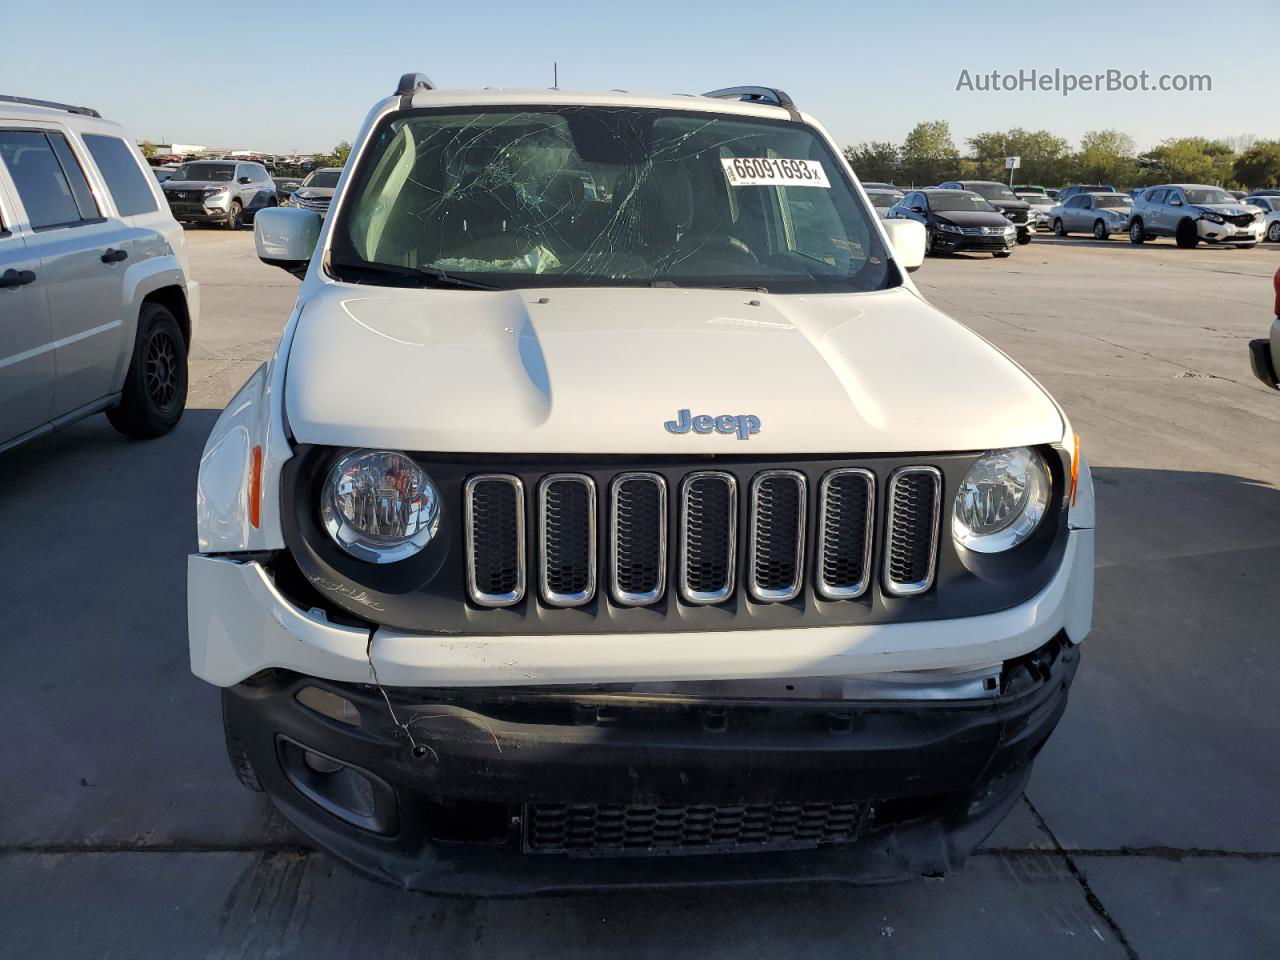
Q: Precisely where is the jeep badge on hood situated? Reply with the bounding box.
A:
[665,409,761,440]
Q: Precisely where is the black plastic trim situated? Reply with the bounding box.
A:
[279,445,1070,635]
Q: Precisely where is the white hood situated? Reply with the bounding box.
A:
[283,283,1062,454]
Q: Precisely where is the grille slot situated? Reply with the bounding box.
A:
[610,473,667,606]
[463,475,526,606]
[816,468,875,600]
[538,474,597,607]
[524,801,867,856]
[679,472,737,604]
[747,470,806,602]
[884,466,942,596]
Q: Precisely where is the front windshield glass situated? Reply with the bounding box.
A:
[967,183,1020,202]
[330,107,894,293]
[928,192,996,212]
[1185,188,1235,205]
[1095,195,1132,208]
[1018,192,1050,203]
[170,162,234,182]
[866,190,903,206]
[304,170,341,188]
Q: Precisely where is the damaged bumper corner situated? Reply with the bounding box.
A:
[220,635,1079,895]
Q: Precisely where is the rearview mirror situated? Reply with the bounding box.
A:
[255,207,321,278]
[882,218,926,273]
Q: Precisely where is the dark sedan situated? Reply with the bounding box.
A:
[938,180,1034,244]
[888,189,1017,257]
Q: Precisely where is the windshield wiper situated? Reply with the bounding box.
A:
[328,257,500,290]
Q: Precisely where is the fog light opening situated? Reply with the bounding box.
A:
[277,736,396,834]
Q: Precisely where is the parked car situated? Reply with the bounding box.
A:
[0,95,198,452]
[284,167,342,216]
[865,187,903,217]
[1247,267,1280,389]
[860,181,897,189]
[1049,192,1133,240]
[1043,188,1059,200]
[1012,183,1049,195]
[1230,190,1248,200]
[272,176,303,204]
[1057,184,1117,204]
[1017,191,1055,231]
[161,158,277,229]
[1128,184,1265,248]
[890,188,1016,256]
[152,163,178,182]
[936,180,1033,243]
[190,76,1093,894]
[1241,195,1280,243]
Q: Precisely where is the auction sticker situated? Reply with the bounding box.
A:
[721,157,830,188]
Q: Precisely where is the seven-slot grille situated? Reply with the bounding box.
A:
[462,465,944,608]
[523,801,868,855]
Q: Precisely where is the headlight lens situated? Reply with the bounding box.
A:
[320,449,441,563]
[204,186,228,196]
[938,223,962,233]
[1200,211,1224,224]
[952,447,1050,553]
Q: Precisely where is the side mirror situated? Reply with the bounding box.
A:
[882,218,926,273]
[910,205,926,214]
[238,175,251,184]
[255,207,321,278]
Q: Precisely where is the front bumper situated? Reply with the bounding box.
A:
[932,232,1015,254]
[221,634,1078,894]
[1198,219,1264,243]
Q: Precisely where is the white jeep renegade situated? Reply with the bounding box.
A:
[189,75,1095,894]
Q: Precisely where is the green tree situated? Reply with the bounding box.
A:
[1233,141,1280,189]
[139,140,157,159]
[1138,137,1234,185]
[966,128,1072,185]
[899,121,960,187]
[843,141,900,184]
[333,140,352,165]
[1074,129,1138,187]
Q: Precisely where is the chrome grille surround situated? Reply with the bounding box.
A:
[883,466,942,597]
[679,471,738,605]
[816,467,875,600]
[537,474,597,607]
[609,472,668,606]
[463,474,526,607]
[746,469,807,602]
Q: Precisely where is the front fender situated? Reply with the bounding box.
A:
[197,305,301,553]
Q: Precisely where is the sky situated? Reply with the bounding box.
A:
[3,0,1276,156]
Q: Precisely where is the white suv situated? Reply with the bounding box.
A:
[190,76,1095,894]
[0,96,198,451]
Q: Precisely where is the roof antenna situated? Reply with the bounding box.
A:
[553,61,558,89]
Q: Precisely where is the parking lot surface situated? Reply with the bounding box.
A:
[3,231,1278,958]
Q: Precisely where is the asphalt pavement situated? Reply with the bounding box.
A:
[2,229,1278,959]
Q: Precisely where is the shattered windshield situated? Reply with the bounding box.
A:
[328,107,895,292]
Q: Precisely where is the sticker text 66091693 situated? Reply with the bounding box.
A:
[721,157,831,188]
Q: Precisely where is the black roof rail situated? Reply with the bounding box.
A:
[0,95,101,118]
[395,73,436,97]
[702,86,799,120]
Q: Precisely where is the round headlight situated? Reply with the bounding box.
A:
[952,447,1050,553]
[320,450,441,563]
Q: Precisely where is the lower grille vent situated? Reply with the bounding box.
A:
[524,801,868,856]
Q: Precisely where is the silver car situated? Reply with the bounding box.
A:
[865,187,904,218]
[1241,195,1280,243]
[1128,184,1265,248]
[1016,191,1055,231]
[1049,192,1133,240]
[285,167,342,216]
[160,158,277,229]
[0,96,198,451]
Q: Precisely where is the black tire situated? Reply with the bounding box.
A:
[106,302,188,439]
[1016,228,1032,245]
[925,227,936,256]
[993,251,1013,258]
[1267,221,1280,243]
[1175,219,1199,249]
[225,200,243,231]
[1129,219,1145,244]
[1093,220,1109,241]
[1053,218,1067,237]
[222,691,263,792]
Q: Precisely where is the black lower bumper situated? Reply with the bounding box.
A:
[1250,338,1278,389]
[934,236,1014,254]
[222,635,1079,895]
